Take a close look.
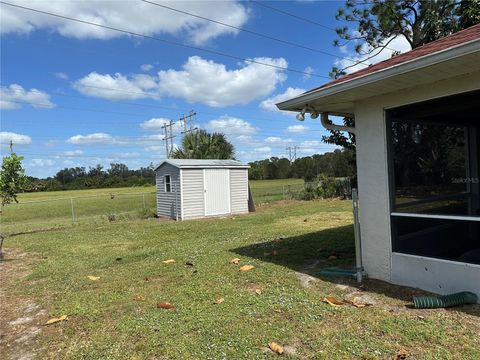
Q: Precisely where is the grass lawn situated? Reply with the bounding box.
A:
[2,199,479,359]
[2,179,305,235]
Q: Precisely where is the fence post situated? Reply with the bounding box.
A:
[142,193,146,210]
[70,197,75,223]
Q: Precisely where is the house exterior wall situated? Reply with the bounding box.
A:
[354,71,480,299]
[181,169,205,220]
[229,169,249,214]
[155,163,181,219]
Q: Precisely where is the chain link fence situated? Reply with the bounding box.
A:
[1,192,157,235]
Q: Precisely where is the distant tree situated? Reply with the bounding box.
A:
[172,129,235,159]
[0,152,26,206]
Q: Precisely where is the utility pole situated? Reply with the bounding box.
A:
[286,145,299,163]
[162,120,176,158]
[181,110,198,134]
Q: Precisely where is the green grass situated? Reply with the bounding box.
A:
[2,179,305,235]
[4,200,479,359]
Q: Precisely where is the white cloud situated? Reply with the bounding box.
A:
[286,124,309,133]
[205,116,257,136]
[144,145,165,153]
[66,133,115,145]
[254,146,272,153]
[29,158,55,167]
[73,72,159,100]
[140,117,182,132]
[140,64,153,72]
[264,136,293,145]
[55,72,68,80]
[0,131,32,146]
[0,84,54,109]
[73,56,287,106]
[303,66,314,80]
[260,87,305,112]
[300,140,321,147]
[157,56,288,107]
[1,0,249,45]
[63,150,84,156]
[335,35,412,74]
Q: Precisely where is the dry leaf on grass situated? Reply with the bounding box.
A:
[230,258,240,264]
[349,297,373,308]
[162,259,175,264]
[322,296,346,306]
[328,255,338,260]
[213,297,224,305]
[45,315,68,325]
[255,288,262,295]
[268,341,284,355]
[395,348,408,360]
[87,276,100,281]
[133,295,146,302]
[156,302,174,309]
[239,265,255,271]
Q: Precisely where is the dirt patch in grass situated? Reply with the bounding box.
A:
[0,249,47,360]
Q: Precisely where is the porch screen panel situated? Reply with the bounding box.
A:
[387,90,480,265]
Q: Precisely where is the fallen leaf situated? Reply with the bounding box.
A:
[395,348,408,360]
[255,288,262,295]
[213,297,224,305]
[349,296,373,308]
[185,261,194,266]
[322,296,346,306]
[133,295,146,302]
[156,302,174,309]
[268,341,284,355]
[328,255,338,260]
[162,259,175,264]
[45,315,68,325]
[230,258,240,264]
[239,265,255,271]
[87,276,100,281]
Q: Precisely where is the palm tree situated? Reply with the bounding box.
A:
[171,129,235,159]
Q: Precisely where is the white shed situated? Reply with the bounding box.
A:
[278,24,480,301]
[154,159,250,220]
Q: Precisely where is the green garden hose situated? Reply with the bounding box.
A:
[413,291,478,309]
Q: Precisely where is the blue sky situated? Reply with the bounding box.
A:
[0,0,410,178]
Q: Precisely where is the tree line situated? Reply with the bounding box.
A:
[24,163,157,192]
[248,149,356,182]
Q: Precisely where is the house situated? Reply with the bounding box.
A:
[155,159,250,220]
[277,24,480,301]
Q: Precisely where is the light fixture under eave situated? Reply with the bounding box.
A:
[296,106,307,121]
[310,110,319,119]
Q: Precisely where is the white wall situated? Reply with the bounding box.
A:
[354,71,480,298]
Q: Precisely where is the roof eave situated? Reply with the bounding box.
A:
[276,38,480,112]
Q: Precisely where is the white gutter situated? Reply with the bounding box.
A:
[277,38,480,111]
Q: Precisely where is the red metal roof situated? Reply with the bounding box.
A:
[307,24,480,93]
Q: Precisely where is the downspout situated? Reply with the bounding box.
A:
[320,112,355,134]
[320,112,362,282]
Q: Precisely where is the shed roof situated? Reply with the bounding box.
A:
[277,24,480,115]
[155,159,250,170]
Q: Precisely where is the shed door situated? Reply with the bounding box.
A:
[204,169,231,216]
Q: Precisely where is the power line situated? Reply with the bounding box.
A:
[142,0,365,64]
[0,1,328,79]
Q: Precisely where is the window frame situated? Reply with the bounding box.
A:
[164,174,172,193]
[386,91,480,263]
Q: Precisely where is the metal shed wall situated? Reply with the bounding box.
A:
[229,169,249,214]
[155,163,181,219]
[180,169,205,220]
